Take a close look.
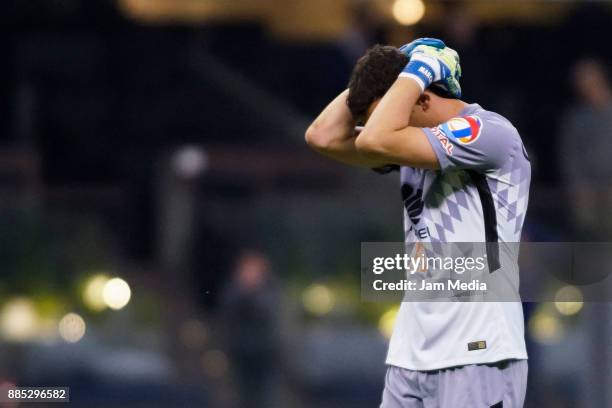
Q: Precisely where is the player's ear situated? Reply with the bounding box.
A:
[416,93,431,112]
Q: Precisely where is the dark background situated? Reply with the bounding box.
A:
[0,1,610,407]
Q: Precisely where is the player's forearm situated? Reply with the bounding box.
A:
[305,90,383,167]
[354,78,425,165]
[359,78,421,140]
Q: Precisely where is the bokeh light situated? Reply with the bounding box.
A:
[0,298,39,342]
[103,277,132,310]
[554,285,584,316]
[58,313,86,343]
[378,306,399,339]
[83,274,110,311]
[302,283,336,316]
[173,145,208,179]
[392,0,426,26]
[528,311,563,345]
[0,297,41,342]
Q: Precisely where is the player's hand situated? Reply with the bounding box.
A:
[399,37,446,58]
[400,44,462,98]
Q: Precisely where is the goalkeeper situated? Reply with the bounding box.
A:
[306,39,531,408]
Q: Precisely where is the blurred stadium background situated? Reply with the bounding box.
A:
[0,0,611,407]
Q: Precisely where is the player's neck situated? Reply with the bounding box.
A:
[437,99,469,122]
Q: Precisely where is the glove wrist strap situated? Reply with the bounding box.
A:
[399,59,435,92]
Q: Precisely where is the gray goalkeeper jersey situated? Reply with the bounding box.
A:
[387,103,531,370]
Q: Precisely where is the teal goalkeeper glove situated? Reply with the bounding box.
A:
[399,43,462,98]
[399,37,446,57]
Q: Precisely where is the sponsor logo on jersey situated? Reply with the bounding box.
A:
[442,115,483,145]
[431,126,454,155]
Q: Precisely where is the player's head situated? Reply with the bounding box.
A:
[347,44,458,128]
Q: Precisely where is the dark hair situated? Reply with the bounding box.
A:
[346,44,455,120]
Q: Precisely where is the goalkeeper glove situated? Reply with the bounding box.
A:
[399,37,446,57]
[399,43,462,98]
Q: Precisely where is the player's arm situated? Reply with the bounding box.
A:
[305,89,389,168]
[355,78,440,170]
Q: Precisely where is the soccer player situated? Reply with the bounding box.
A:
[305,39,530,407]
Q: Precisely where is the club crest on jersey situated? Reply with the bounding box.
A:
[442,115,483,145]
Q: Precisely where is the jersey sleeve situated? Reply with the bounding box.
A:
[422,114,516,171]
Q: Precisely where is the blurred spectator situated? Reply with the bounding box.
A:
[560,59,612,240]
[221,250,282,408]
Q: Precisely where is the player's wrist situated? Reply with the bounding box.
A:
[398,72,427,92]
[399,57,436,93]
